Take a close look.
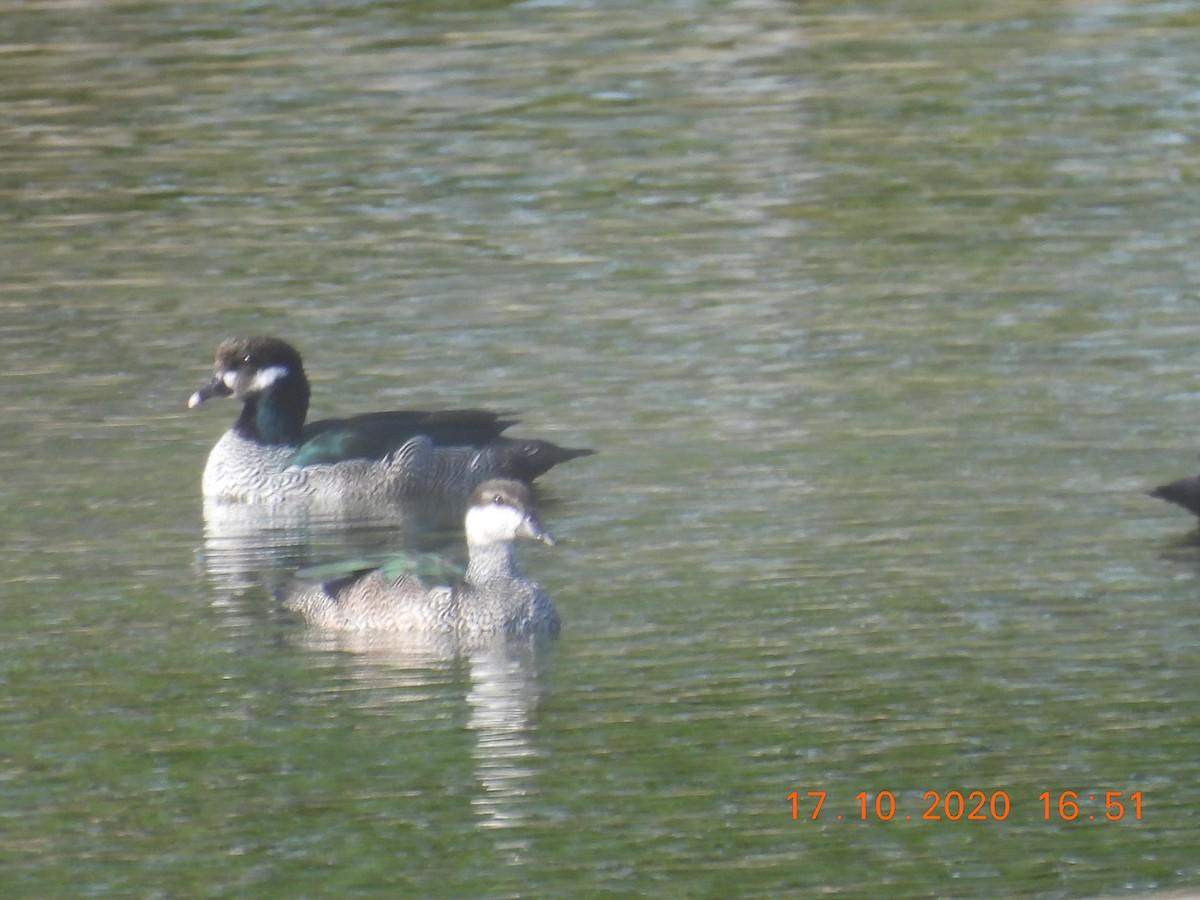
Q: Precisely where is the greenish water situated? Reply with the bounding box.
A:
[2,0,1199,896]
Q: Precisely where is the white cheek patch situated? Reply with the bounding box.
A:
[465,503,523,544]
[247,364,289,393]
[220,370,240,390]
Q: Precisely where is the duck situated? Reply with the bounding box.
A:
[1150,475,1200,519]
[188,336,592,505]
[283,479,560,635]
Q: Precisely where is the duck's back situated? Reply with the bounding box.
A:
[293,409,514,466]
[285,571,457,632]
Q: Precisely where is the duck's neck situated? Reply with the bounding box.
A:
[465,541,521,585]
[233,376,309,446]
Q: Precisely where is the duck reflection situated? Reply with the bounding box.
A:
[198,493,461,598]
[463,639,550,835]
[293,628,554,835]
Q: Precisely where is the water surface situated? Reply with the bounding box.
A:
[2,0,1199,896]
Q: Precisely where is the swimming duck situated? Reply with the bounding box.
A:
[283,479,560,635]
[188,336,591,505]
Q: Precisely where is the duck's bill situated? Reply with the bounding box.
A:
[521,515,556,546]
[188,377,233,408]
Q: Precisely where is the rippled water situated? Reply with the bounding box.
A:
[3,1,1200,896]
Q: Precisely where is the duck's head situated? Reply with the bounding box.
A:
[188,337,310,444]
[465,479,556,547]
[188,336,308,407]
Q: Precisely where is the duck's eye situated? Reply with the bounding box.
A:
[492,494,504,505]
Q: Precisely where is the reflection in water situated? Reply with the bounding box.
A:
[464,642,547,835]
[199,495,461,597]
[294,628,553,837]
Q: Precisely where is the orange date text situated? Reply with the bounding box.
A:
[787,790,1142,823]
